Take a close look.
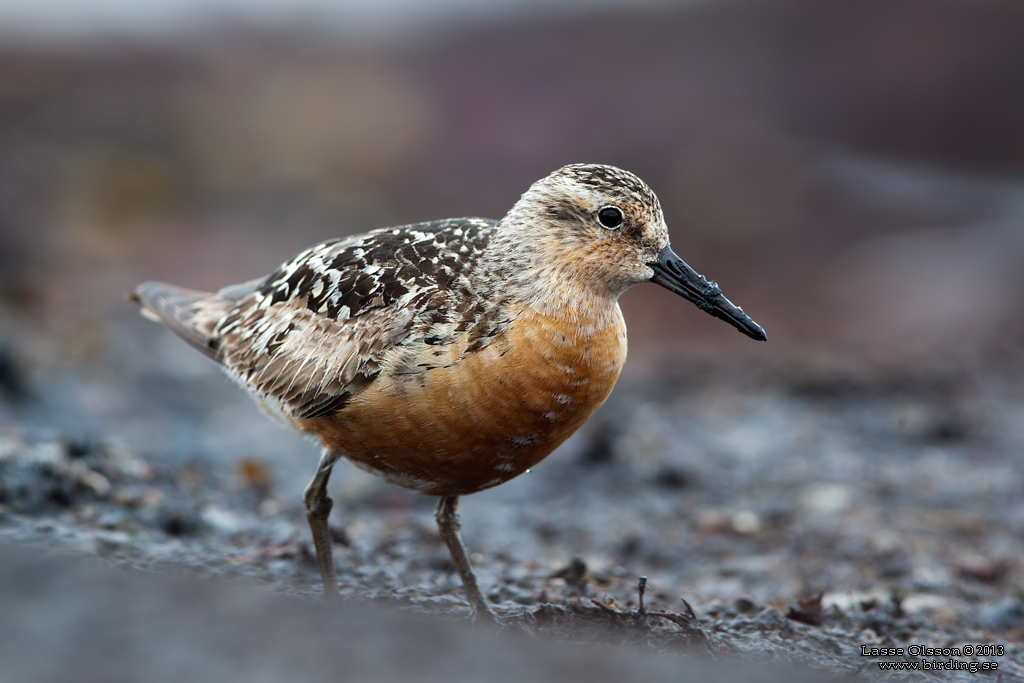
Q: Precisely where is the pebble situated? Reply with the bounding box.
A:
[731,510,762,535]
[979,598,1024,630]
[755,607,785,630]
[77,469,111,497]
[799,484,852,515]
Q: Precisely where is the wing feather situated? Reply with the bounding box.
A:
[196,218,498,419]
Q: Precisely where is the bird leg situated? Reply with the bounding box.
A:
[304,449,341,600]
[435,496,496,620]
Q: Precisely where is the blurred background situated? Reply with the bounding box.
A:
[2,0,1024,497]
[3,0,1024,669]
[3,0,1024,366]
[0,0,1022,493]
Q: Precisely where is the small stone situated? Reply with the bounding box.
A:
[754,607,785,630]
[25,442,64,465]
[199,505,241,534]
[734,597,760,614]
[911,564,951,591]
[955,554,1012,584]
[980,598,1024,630]
[799,484,852,514]
[696,509,728,534]
[731,510,762,535]
[786,592,825,627]
[155,502,204,537]
[258,497,283,517]
[113,486,163,509]
[97,509,129,529]
[549,558,588,591]
[899,593,952,614]
[653,465,691,490]
[77,469,111,497]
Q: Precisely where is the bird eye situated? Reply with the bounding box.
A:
[597,206,624,229]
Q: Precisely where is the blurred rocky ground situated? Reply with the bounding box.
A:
[3,362,1024,680]
[2,0,1024,679]
[2,544,870,683]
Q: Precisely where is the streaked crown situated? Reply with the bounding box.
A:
[497,163,671,299]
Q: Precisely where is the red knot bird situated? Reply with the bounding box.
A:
[131,163,766,619]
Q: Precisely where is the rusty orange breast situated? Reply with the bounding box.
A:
[294,302,627,495]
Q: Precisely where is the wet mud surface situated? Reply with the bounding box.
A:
[2,326,1023,681]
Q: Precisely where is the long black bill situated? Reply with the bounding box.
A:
[648,246,767,341]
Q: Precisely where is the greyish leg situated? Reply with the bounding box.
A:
[435,496,496,620]
[304,449,342,600]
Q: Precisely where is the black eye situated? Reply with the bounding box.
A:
[597,206,623,229]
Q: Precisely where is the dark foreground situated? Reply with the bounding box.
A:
[2,347,1023,682]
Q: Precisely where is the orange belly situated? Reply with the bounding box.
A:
[293,304,627,495]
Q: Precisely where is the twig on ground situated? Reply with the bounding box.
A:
[637,576,647,617]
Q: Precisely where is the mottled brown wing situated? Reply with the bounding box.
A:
[208,218,497,420]
[214,298,417,419]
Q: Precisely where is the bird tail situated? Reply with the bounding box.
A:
[129,281,226,360]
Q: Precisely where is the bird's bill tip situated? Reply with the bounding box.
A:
[648,247,767,342]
